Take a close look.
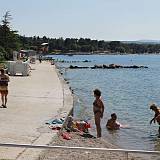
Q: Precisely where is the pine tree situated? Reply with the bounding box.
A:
[0,11,20,60]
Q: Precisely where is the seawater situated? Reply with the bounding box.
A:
[50,54,160,151]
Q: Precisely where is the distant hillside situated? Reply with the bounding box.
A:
[19,36,160,54]
[123,40,160,44]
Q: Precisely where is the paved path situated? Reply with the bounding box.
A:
[0,61,73,159]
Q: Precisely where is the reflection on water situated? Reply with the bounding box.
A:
[51,54,160,151]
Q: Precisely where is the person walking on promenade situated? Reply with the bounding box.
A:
[39,55,42,63]
[0,69,9,108]
[150,103,160,137]
[93,89,104,138]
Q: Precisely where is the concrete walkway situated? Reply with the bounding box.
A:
[0,61,73,159]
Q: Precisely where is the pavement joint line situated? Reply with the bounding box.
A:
[9,95,60,99]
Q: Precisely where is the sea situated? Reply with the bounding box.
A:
[48,54,160,151]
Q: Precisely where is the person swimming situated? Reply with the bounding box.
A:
[106,113,120,130]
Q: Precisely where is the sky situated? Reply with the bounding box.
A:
[0,0,160,41]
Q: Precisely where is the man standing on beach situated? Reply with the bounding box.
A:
[93,89,104,138]
[0,69,9,108]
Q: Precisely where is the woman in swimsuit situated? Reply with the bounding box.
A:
[93,89,104,138]
[0,69,9,108]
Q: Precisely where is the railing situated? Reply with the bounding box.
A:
[0,143,160,160]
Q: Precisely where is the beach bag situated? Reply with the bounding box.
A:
[76,121,91,132]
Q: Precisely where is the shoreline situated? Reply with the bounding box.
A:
[46,52,160,56]
[49,54,160,152]
[53,63,117,143]
[39,64,159,160]
[54,64,74,121]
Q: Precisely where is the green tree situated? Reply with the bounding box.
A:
[0,11,21,60]
[0,46,6,61]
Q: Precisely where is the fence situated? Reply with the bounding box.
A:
[0,143,160,160]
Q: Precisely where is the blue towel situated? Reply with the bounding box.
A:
[45,118,64,125]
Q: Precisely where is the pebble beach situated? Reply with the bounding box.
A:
[39,131,160,160]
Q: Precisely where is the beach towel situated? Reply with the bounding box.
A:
[49,124,62,130]
[45,118,64,125]
[62,132,72,140]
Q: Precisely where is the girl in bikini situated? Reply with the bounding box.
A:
[93,89,104,138]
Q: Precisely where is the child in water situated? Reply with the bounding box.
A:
[106,113,121,130]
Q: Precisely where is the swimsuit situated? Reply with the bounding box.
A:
[0,75,9,94]
[93,101,102,115]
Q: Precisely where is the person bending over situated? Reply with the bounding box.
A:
[150,103,160,137]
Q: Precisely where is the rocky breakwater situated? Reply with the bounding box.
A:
[69,64,148,69]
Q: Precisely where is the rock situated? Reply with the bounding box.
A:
[69,64,148,69]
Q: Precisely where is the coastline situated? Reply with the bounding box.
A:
[45,52,160,56]
[39,64,160,160]
[54,64,74,123]
[49,54,160,152]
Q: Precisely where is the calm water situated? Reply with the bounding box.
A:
[50,54,160,151]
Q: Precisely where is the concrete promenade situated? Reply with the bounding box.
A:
[0,61,73,159]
